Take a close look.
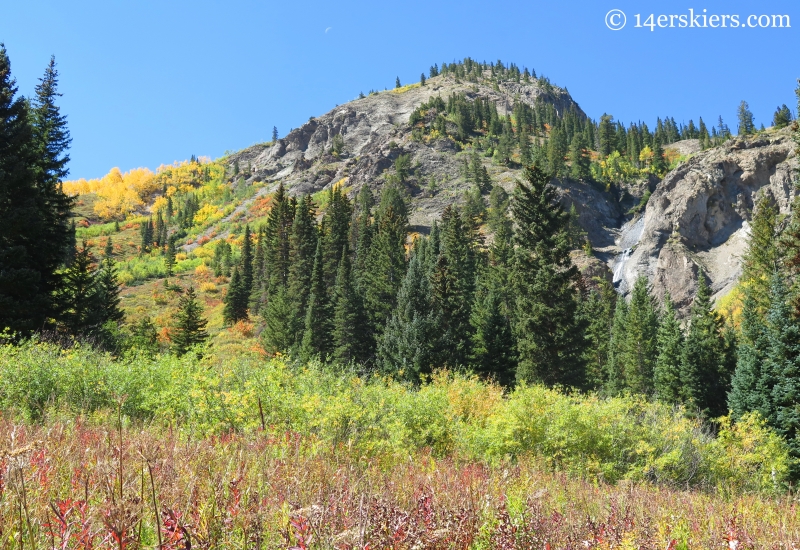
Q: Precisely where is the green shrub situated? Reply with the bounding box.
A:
[0,340,790,493]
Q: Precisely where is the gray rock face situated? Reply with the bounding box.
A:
[228,74,589,229]
[619,129,798,315]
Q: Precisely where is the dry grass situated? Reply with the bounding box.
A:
[0,419,798,549]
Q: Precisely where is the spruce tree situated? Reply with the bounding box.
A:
[352,185,374,277]
[223,267,249,325]
[363,186,408,347]
[598,114,615,157]
[241,225,254,295]
[94,256,123,326]
[729,288,771,420]
[331,247,368,364]
[377,238,435,378]
[652,138,667,174]
[164,236,176,276]
[605,297,629,395]
[31,55,73,275]
[569,132,591,180]
[654,291,684,404]
[59,242,100,337]
[547,125,568,177]
[287,196,318,341]
[171,286,208,356]
[742,195,780,314]
[680,274,731,417]
[0,46,72,334]
[300,239,333,360]
[511,165,587,388]
[429,205,478,368]
[765,274,800,474]
[261,285,294,353]
[620,276,659,394]
[321,186,352,291]
[470,268,516,386]
[773,104,793,129]
[580,278,616,390]
[737,100,756,136]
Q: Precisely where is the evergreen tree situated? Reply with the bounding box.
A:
[742,195,780,314]
[59,242,100,337]
[272,126,278,142]
[598,114,615,157]
[511,165,587,388]
[487,184,512,235]
[331,247,367,364]
[621,276,659,394]
[737,100,756,136]
[654,291,684,404]
[164,236,176,276]
[429,206,479,368]
[680,274,731,417]
[31,55,73,273]
[569,132,591,180]
[241,225,254,295]
[300,239,333,360]
[420,73,426,86]
[128,316,159,355]
[773,104,793,129]
[171,286,208,356]
[363,186,408,348]
[547,125,568,176]
[470,267,516,386]
[519,126,532,166]
[253,227,266,288]
[395,76,401,88]
[263,183,295,290]
[94,256,123,327]
[321,186,352,291]
[0,46,72,334]
[287,195,318,341]
[765,274,800,475]
[352,185,374,276]
[605,297,629,395]
[580,278,616,390]
[377,238,435,378]
[652,138,667,174]
[223,267,249,325]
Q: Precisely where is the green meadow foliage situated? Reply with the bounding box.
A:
[0,339,790,494]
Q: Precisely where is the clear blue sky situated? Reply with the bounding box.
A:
[2,0,797,179]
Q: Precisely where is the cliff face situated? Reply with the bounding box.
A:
[226,72,798,313]
[229,74,589,229]
[615,129,798,314]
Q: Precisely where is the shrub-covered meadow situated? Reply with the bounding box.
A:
[0,341,797,548]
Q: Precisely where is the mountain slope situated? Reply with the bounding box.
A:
[228,74,592,230]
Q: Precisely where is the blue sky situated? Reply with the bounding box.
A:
[2,0,797,179]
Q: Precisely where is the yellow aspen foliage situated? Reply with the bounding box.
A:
[151,196,168,213]
[638,146,654,167]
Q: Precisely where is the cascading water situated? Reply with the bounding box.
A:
[610,216,645,294]
[612,248,632,285]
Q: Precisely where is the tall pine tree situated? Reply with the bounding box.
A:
[511,165,587,388]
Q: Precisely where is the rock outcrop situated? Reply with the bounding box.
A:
[617,129,798,314]
[228,74,588,229]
